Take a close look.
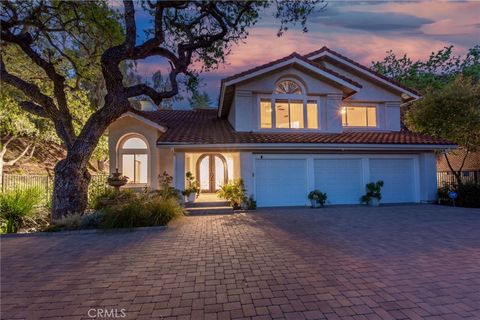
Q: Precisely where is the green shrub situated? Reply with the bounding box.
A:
[0,188,43,233]
[456,183,480,208]
[361,180,384,204]
[53,213,84,230]
[80,211,105,229]
[218,179,247,209]
[246,195,257,210]
[93,189,136,209]
[88,177,110,208]
[101,196,183,229]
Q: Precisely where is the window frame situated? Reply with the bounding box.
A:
[117,134,150,186]
[258,79,320,131]
[341,105,378,128]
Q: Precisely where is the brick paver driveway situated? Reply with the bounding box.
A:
[2,205,480,320]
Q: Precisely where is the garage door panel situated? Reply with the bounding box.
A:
[369,158,415,203]
[255,159,307,207]
[314,159,363,204]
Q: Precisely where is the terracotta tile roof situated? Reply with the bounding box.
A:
[131,109,454,146]
[304,46,420,97]
[221,52,362,89]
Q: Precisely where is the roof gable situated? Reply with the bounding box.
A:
[305,46,420,100]
[218,52,362,117]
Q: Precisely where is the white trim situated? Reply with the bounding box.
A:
[117,133,151,186]
[307,51,421,100]
[256,93,321,131]
[218,56,361,116]
[158,142,456,151]
[119,112,167,132]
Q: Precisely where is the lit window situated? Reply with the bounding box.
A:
[290,101,304,128]
[260,99,272,128]
[307,101,318,129]
[260,80,319,130]
[275,80,302,94]
[275,100,290,128]
[119,136,148,184]
[342,106,377,127]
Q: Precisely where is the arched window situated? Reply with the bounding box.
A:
[275,80,302,95]
[260,79,318,129]
[118,135,149,184]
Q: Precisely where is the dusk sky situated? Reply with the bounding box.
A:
[127,0,480,108]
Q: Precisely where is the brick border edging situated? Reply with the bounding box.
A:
[0,225,167,238]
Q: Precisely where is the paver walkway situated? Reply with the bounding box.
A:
[2,205,480,320]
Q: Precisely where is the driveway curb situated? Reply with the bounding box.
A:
[0,225,167,238]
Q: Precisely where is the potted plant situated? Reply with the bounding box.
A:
[308,190,327,208]
[217,179,247,210]
[107,169,128,192]
[361,180,384,206]
[182,171,200,203]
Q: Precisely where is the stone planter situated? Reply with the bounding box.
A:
[310,199,324,208]
[368,197,380,207]
[188,193,196,203]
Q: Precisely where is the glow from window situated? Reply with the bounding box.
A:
[275,100,290,128]
[260,99,272,128]
[122,154,147,183]
[290,101,304,128]
[275,80,302,94]
[122,137,147,149]
[342,106,377,127]
[307,101,318,129]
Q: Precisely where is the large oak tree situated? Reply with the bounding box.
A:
[1,0,320,219]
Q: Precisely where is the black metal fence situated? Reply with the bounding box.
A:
[437,171,480,188]
[1,174,109,204]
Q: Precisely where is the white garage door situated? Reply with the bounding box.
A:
[369,158,416,203]
[255,159,307,207]
[314,159,363,204]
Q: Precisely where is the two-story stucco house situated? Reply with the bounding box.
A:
[108,47,455,207]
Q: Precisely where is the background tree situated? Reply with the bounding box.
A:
[371,45,480,93]
[373,45,480,183]
[405,77,480,186]
[189,90,212,109]
[1,0,321,219]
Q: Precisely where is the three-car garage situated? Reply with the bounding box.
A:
[254,155,419,207]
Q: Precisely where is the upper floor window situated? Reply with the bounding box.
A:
[119,135,148,184]
[260,79,318,129]
[341,106,377,127]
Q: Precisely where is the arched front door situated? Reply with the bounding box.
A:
[196,154,228,193]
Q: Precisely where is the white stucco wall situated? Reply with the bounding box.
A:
[230,67,344,132]
[108,116,163,188]
[226,64,404,133]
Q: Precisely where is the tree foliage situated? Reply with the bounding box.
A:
[405,76,480,184]
[371,45,480,93]
[1,0,321,218]
[189,90,212,109]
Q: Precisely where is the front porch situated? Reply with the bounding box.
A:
[174,151,241,193]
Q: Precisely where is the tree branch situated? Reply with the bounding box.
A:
[4,142,33,166]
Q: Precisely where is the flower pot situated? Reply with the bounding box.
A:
[310,199,322,208]
[188,193,196,203]
[368,197,380,207]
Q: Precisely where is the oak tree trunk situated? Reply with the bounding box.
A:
[51,157,91,220]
